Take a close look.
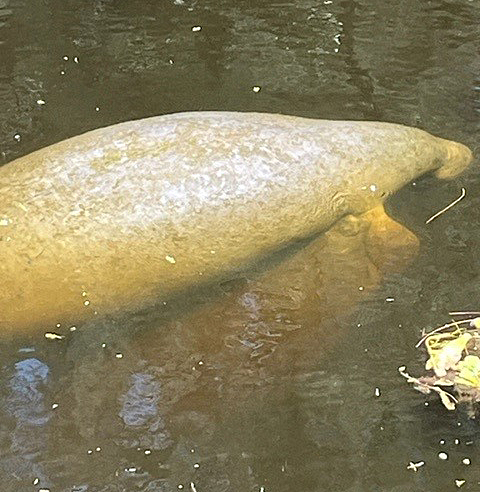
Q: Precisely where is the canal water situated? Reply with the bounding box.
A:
[0,0,479,490]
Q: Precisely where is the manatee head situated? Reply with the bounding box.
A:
[336,133,472,217]
[435,138,474,180]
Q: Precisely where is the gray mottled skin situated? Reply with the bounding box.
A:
[0,112,473,331]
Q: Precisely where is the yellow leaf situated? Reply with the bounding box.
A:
[425,333,472,377]
[455,355,480,388]
[470,317,480,329]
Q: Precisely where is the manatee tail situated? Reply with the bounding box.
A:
[435,139,474,180]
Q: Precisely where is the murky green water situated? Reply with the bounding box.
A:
[0,0,479,491]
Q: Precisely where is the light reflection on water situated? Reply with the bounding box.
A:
[0,0,479,490]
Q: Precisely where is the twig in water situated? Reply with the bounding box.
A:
[450,311,480,316]
[398,366,458,410]
[425,187,466,224]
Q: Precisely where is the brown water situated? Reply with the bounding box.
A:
[0,0,479,491]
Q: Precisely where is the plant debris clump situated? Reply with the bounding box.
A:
[400,313,480,416]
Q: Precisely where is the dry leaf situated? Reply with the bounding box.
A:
[425,333,472,377]
[455,355,480,388]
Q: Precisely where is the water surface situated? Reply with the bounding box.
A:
[0,0,479,490]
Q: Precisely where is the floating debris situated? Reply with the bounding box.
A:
[401,313,480,416]
[425,187,466,224]
[45,332,65,340]
[406,460,425,472]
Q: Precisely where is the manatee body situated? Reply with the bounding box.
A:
[0,112,473,331]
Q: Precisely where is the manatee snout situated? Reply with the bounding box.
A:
[435,139,474,180]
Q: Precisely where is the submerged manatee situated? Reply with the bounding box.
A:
[0,112,473,331]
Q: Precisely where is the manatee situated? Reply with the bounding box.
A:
[0,112,473,331]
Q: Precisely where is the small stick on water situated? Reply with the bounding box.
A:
[425,187,466,224]
[450,311,480,316]
[398,366,458,409]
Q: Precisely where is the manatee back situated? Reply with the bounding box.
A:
[0,112,473,330]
